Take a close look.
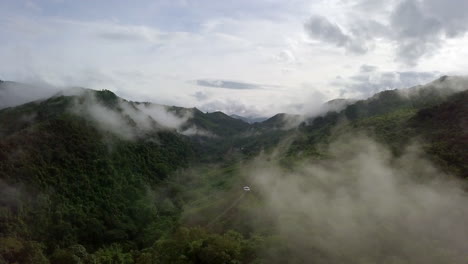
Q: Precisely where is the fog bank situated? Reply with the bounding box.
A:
[246,135,468,263]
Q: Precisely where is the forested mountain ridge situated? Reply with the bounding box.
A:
[0,76,467,263]
[288,76,468,177]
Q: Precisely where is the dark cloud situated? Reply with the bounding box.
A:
[390,0,442,65]
[360,64,378,72]
[305,0,468,65]
[390,0,468,65]
[304,16,350,47]
[192,91,210,101]
[332,70,439,97]
[348,17,390,42]
[194,79,262,90]
[304,15,367,54]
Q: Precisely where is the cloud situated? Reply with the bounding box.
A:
[390,0,443,65]
[0,81,64,109]
[1,1,467,117]
[390,0,468,65]
[305,0,468,65]
[304,16,350,47]
[132,103,192,130]
[200,99,263,117]
[246,135,468,263]
[275,49,297,64]
[332,69,440,97]
[179,126,215,137]
[73,94,136,140]
[304,15,367,54]
[192,91,211,101]
[359,64,377,72]
[95,24,165,42]
[194,79,263,90]
[281,88,329,117]
[70,91,207,139]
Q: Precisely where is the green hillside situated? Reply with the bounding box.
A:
[289,76,468,177]
[0,77,467,263]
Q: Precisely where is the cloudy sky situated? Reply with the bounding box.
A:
[1,0,467,117]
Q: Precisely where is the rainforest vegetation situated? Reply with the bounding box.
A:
[0,76,467,263]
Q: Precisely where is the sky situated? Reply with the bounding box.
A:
[1,0,467,117]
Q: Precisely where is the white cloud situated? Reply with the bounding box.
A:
[331,68,440,98]
[0,0,467,116]
[70,91,208,139]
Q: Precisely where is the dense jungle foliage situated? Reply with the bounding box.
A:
[0,76,467,263]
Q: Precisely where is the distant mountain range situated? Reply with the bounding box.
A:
[229,114,268,124]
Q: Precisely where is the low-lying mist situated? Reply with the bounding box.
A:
[70,90,209,139]
[0,81,211,139]
[243,135,468,263]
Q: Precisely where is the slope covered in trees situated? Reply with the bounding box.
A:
[0,76,467,263]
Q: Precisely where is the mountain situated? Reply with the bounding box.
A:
[253,113,302,130]
[0,76,467,263]
[323,98,357,113]
[409,89,468,177]
[0,91,195,256]
[290,75,468,175]
[187,109,251,137]
[230,114,268,124]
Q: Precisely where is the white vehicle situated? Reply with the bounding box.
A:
[243,186,251,191]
